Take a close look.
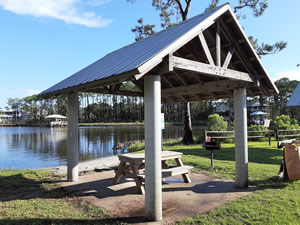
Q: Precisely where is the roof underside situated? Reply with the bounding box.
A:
[286,82,300,107]
[39,4,278,103]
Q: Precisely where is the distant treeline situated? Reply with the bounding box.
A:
[2,78,300,124]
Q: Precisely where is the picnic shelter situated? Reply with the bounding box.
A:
[39,3,278,221]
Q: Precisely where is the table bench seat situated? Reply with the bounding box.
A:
[137,165,193,181]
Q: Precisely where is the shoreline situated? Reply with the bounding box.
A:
[42,155,120,174]
[1,122,200,127]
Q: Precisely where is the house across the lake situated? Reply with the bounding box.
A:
[0,114,13,126]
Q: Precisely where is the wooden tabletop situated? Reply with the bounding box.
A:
[118,151,183,163]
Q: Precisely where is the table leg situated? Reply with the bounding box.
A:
[162,160,169,169]
[175,158,191,183]
[130,162,145,194]
[113,161,126,185]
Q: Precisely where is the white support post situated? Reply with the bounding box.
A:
[144,74,162,221]
[67,92,79,182]
[234,88,248,188]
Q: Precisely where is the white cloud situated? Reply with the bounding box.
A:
[23,89,41,96]
[0,0,112,27]
[272,70,300,82]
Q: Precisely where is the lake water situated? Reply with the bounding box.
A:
[0,125,203,169]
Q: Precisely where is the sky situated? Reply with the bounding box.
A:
[0,0,299,109]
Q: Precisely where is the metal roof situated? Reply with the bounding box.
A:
[39,4,225,97]
[39,3,278,100]
[248,102,268,107]
[249,111,267,116]
[286,82,300,107]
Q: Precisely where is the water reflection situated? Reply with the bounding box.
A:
[0,125,202,169]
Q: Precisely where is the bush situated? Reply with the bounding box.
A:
[270,115,300,130]
[204,114,234,143]
[207,114,228,131]
[248,125,268,141]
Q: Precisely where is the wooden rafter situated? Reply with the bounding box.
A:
[204,29,239,71]
[171,56,253,82]
[174,70,188,86]
[132,80,144,92]
[198,33,215,66]
[161,74,191,102]
[219,20,257,75]
[84,87,143,97]
[111,83,122,94]
[223,47,235,69]
[216,21,221,67]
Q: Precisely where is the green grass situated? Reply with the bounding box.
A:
[160,140,300,224]
[0,170,122,225]
[1,141,300,224]
[129,140,300,224]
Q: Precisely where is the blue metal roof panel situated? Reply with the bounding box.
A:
[286,82,300,107]
[39,5,226,96]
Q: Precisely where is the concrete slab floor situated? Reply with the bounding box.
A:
[60,170,256,225]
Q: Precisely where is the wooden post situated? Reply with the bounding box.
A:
[234,88,248,188]
[216,21,221,67]
[144,74,162,221]
[67,92,79,182]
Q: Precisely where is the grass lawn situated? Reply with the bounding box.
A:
[158,140,300,224]
[1,141,299,224]
[0,170,122,225]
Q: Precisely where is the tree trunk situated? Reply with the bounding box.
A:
[182,102,194,144]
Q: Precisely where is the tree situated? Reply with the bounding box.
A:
[207,114,228,131]
[272,78,299,118]
[127,0,287,144]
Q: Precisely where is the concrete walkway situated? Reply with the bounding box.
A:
[45,156,119,174]
[60,170,256,224]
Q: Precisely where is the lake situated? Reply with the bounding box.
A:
[0,125,203,169]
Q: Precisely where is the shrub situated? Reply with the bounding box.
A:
[270,115,300,130]
[248,125,268,141]
[207,114,228,131]
[205,114,233,143]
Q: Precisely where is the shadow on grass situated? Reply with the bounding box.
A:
[170,144,284,165]
[0,217,144,225]
[249,176,290,189]
[0,173,69,202]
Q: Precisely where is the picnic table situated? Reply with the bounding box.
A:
[113,151,193,194]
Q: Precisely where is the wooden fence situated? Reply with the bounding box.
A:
[205,129,300,145]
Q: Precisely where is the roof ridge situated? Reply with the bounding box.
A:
[105,3,228,57]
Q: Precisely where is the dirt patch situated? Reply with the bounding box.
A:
[59,171,256,224]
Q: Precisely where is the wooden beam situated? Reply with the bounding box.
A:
[198,33,215,66]
[174,70,188,86]
[161,79,253,97]
[169,54,174,71]
[223,47,235,69]
[216,21,221,67]
[161,75,174,88]
[171,56,253,82]
[219,20,257,75]
[83,87,143,97]
[112,83,122,94]
[205,29,239,71]
[132,80,144,92]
